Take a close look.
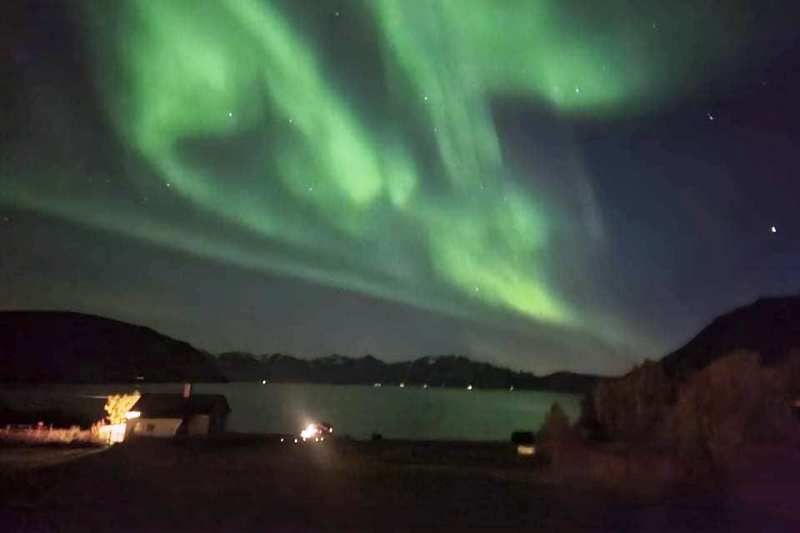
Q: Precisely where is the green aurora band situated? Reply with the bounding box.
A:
[3,0,745,345]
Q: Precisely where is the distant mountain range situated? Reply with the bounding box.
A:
[0,311,600,393]
[218,294,800,389]
[215,352,601,393]
[3,295,798,392]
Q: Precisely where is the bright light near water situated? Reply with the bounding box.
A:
[125,411,141,420]
[300,423,319,440]
[467,385,473,391]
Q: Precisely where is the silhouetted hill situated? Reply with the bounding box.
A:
[585,294,800,447]
[216,352,602,393]
[661,295,800,379]
[0,311,225,383]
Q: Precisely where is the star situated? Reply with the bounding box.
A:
[227,111,233,118]
[575,87,581,94]
[165,182,172,188]
[707,112,715,121]
[770,226,777,233]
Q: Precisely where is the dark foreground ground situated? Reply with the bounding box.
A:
[0,436,796,532]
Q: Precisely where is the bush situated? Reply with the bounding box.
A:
[670,351,800,471]
[538,403,573,444]
[591,360,675,445]
[577,390,609,441]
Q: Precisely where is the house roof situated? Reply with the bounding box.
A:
[133,393,230,418]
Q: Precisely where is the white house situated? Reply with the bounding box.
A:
[127,388,230,438]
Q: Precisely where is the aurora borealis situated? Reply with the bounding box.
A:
[2,1,800,373]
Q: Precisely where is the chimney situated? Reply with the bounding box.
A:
[182,383,192,399]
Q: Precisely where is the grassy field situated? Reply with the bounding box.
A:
[0,436,795,532]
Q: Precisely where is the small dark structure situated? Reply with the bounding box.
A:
[510,431,535,445]
[128,392,230,438]
[510,431,536,456]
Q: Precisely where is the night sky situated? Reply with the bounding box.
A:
[2,1,799,375]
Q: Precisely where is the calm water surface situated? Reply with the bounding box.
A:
[1,383,581,441]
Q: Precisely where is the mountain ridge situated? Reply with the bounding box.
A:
[0,310,601,392]
[9,294,795,390]
[0,311,225,383]
[583,293,800,449]
[660,294,800,379]
[215,352,602,393]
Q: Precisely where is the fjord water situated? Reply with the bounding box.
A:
[1,383,581,441]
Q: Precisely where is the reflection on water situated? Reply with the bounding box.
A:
[0,383,581,441]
